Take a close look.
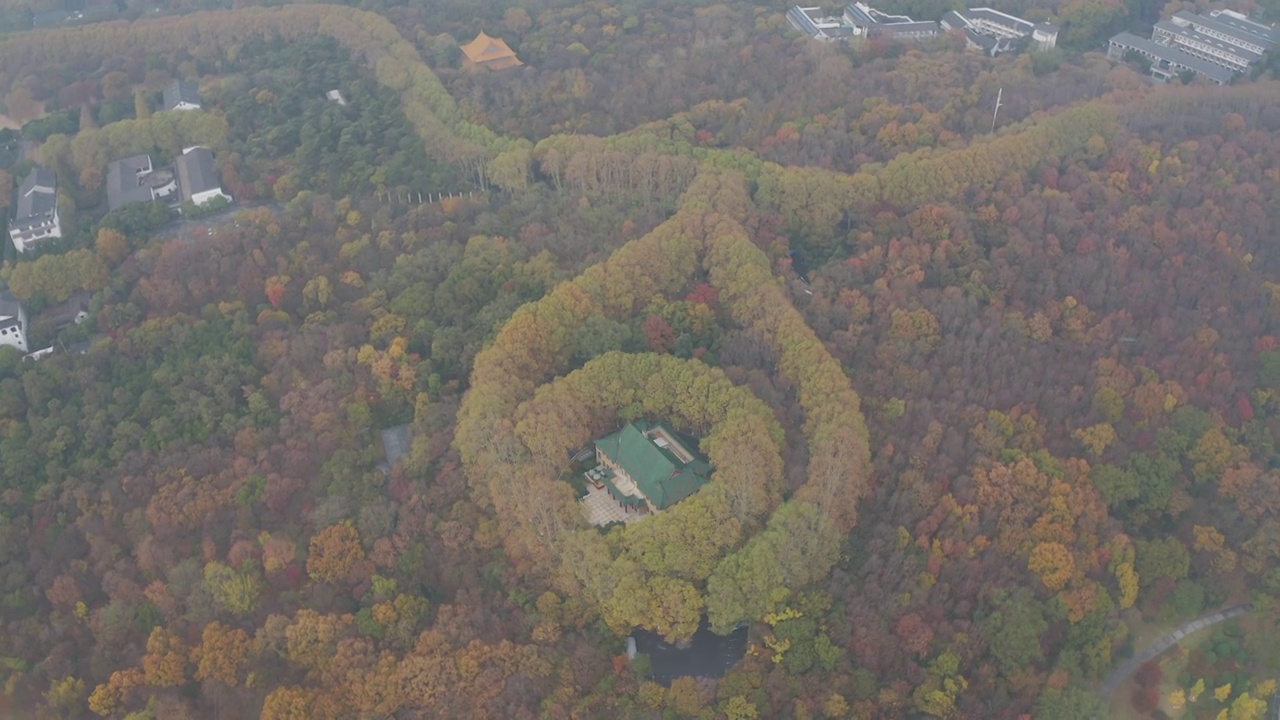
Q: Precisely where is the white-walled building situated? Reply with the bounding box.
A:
[105,148,231,213]
[787,6,854,41]
[0,291,28,353]
[163,79,201,111]
[942,7,1058,54]
[844,2,941,40]
[9,167,61,253]
[1108,8,1274,83]
[174,146,233,208]
[1152,9,1275,73]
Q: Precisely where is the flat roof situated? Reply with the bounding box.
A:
[1111,31,1237,83]
[1177,10,1277,48]
[846,2,919,25]
[1156,20,1263,61]
[790,5,846,29]
[879,21,940,33]
[961,7,1035,32]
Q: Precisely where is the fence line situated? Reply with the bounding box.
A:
[374,189,486,204]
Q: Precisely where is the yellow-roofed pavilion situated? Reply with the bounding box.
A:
[459,32,524,70]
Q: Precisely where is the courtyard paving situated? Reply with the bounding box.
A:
[580,484,649,526]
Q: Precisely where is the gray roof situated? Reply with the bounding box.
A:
[1176,10,1277,49]
[106,154,158,211]
[1111,31,1237,84]
[877,21,940,36]
[45,291,92,329]
[1156,20,1263,62]
[11,167,57,231]
[163,79,201,109]
[941,10,966,29]
[174,147,221,200]
[0,290,22,321]
[787,6,853,39]
[960,7,1035,32]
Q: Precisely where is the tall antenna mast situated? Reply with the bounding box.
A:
[990,87,1004,133]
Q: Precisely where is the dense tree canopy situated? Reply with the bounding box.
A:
[3,1,1280,719]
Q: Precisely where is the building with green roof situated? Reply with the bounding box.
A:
[591,420,712,514]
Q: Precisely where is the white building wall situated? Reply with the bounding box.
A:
[9,208,62,254]
[0,307,27,353]
[190,187,233,206]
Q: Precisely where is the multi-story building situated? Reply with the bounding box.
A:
[586,420,712,518]
[1107,32,1236,84]
[1110,8,1274,83]
[1152,10,1276,73]
[843,2,941,40]
[0,291,27,353]
[787,6,854,41]
[8,167,61,253]
[941,7,1058,54]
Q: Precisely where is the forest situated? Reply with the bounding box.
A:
[1,0,1280,719]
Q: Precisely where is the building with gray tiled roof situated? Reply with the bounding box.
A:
[163,79,201,111]
[174,146,232,208]
[1107,32,1236,84]
[1109,8,1274,83]
[9,167,61,253]
[1153,10,1275,73]
[787,6,854,41]
[844,2,941,40]
[105,154,178,212]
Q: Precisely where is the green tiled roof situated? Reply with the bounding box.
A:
[594,420,711,510]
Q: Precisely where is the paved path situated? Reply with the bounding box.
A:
[1101,603,1253,702]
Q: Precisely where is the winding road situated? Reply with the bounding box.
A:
[1101,603,1253,703]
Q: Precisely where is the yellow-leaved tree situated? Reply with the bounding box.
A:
[1028,542,1075,592]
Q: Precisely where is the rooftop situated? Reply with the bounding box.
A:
[459,31,524,68]
[846,2,917,26]
[174,146,221,199]
[11,167,56,231]
[1176,9,1277,48]
[1156,20,1264,62]
[788,6,855,38]
[1111,31,1237,84]
[594,421,711,511]
[106,154,157,211]
[163,79,200,109]
[0,291,21,320]
[43,291,92,330]
[959,7,1036,32]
